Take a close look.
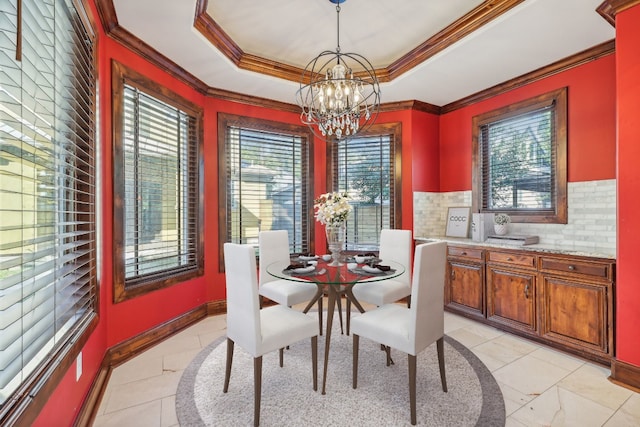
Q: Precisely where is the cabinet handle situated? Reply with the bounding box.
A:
[524,284,530,298]
[451,270,455,279]
[568,265,575,270]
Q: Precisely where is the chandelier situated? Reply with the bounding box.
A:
[296,0,381,140]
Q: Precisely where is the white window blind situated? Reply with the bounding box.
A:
[121,86,199,285]
[0,0,96,406]
[223,121,311,254]
[332,132,395,251]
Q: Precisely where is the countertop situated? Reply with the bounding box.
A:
[414,236,616,260]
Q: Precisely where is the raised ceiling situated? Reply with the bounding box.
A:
[109,0,615,108]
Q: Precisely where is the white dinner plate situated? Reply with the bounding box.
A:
[362,265,383,274]
[291,265,315,274]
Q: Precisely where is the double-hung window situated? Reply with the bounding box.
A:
[0,0,97,418]
[328,123,402,250]
[112,62,204,302]
[218,114,314,266]
[472,88,567,223]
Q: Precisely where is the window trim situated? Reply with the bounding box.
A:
[111,60,204,302]
[326,122,403,249]
[472,87,567,224]
[217,113,315,271]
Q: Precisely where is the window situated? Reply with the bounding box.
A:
[218,114,314,266]
[0,0,97,417]
[112,62,204,302]
[328,123,402,250]
[472,88,567,223]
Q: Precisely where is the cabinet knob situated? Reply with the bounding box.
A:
[461,251,467,256]
[568,265,575,270]
[507,257,513,261]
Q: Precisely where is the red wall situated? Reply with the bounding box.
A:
[439,54,616,192]
[99,42,209,347]
[32,1,632,424]
[411,109,441,192]
[32,2,426,422]
[34,1,210,423]
[615,5,640,366]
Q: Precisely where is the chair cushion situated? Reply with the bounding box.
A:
[259,279,318,306]
[350,304,415,355]
[258,305,318,355]
[352,279,410,306]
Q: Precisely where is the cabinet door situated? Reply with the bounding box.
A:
[540,275,611,358]
[487,266,537,333]
[446,261,484,319]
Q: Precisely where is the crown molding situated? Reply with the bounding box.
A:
[597,0,640,26]
[379,100,441,115]
[194,0,524,84]
[206,87,300,114]
[385,0,525,81]
[441,40,615,114]
[96,1,615,115]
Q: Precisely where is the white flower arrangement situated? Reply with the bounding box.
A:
[494,213,511,225]
[314,192,352,225]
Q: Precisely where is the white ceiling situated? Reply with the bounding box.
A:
[112,0,614,107]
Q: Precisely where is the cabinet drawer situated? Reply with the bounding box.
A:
[447,246,483,261]
[539,257,612,280]
[488,251,536,269]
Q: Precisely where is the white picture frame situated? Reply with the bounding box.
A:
[445,206,471,238]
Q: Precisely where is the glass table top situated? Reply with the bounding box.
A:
[266,258,405,285]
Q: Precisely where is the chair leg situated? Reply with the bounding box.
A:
[345,298,351,335]
[279,348,284,367]
[311,336,318,391]
[352,334,359,389]
[406,294,411,309]
[259,295,264,309]
[385,345,393,366]
[223,338,234,393]
[408,353,417,426]
[336,292,344,334]
[436,337,448,392]
[254,356,262,427]
[318,297,323,336]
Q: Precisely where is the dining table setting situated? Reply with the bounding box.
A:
[267,254,405,394]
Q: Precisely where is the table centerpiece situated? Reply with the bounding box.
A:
[314,191,352,266]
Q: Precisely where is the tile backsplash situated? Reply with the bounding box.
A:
[413,179,616,253]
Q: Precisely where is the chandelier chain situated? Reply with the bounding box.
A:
[336,4,341,54]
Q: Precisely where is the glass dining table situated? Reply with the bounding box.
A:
[267,258,405,394]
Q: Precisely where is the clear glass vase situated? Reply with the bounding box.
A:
[325,223,346,266]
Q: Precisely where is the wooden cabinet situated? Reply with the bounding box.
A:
[445,246,485,319]
[440,241,615,364]
[539,256,614,362]
[486,250,537,333]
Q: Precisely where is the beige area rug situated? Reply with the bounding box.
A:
[176,314,505,426]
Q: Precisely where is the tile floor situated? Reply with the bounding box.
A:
[93,301,640,426]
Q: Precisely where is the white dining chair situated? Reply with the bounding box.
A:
[350,241,447,426]
[347,229,413,334]
[258,230,323,332]
[223,243,318,427]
